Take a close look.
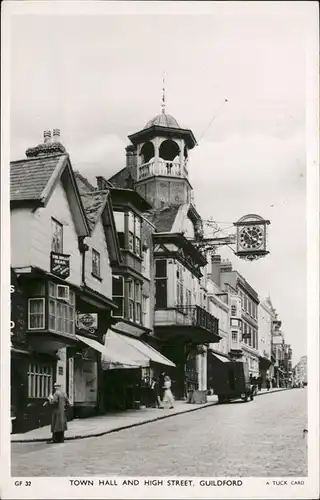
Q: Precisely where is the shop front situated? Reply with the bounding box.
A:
[101,328,176,411]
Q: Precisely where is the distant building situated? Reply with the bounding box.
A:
[258,298,274,387]
[293,356,307,387]
[218,260,260,377]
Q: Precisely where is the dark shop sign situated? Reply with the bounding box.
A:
[50,252,70,279]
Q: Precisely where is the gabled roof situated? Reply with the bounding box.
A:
[10,154,90,237]
[75,173,121,265]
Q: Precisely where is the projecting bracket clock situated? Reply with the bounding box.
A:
[233,214,270,261]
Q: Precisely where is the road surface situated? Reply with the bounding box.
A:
[11,388,307,477]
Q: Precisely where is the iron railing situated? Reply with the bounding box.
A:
[176,305,219,335]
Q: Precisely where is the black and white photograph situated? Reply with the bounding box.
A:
[1,1,319,499]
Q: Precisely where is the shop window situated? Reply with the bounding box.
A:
[51,218,63,253]
[92,249,101,278]
[48,282,75,335]
[112,276,124,318]
[28,298,45,330]
[155,259,167,309]
[28,364,53,399]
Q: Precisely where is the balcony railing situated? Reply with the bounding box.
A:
[138,160,185,180]
[176,305,219,335]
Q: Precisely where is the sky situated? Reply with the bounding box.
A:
[8,2,316,364]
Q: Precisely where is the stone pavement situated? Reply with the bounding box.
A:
[11,387,290,443]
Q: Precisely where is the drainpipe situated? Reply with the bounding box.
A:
[78,237,89,286]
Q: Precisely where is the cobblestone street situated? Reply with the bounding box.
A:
[11,389,307,477]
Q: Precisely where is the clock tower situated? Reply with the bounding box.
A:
[126,110,197,209]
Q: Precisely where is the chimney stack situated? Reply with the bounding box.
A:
[125,145,137,181]
[220,259,233,273]
[52,129,61,142]
[211,254,221,287]
[43,130,51,144]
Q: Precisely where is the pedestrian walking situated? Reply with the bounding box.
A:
[162,375,174,409]
[258,376,262,392]
[150,377,161,408]
[266,377,271,391]
[159,372,166,401]
[44,382,70,443]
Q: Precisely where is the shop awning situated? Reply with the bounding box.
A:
[75,334,140,368]
[103,330,176,368]
[209,350,230,363]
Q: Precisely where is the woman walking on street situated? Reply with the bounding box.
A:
[162,375,175,409]
[44,382,70,443]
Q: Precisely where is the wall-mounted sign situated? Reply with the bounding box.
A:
[50,252,70,278]
[76,312,98,334]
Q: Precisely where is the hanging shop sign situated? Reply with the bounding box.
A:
[50,252,70,278]
[76,312,98,335]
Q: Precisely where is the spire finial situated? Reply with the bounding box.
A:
[161,72,166,114]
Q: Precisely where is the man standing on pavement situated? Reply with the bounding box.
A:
[44,382,70,443]
[150,377,162,408]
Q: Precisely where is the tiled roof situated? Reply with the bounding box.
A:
[10,155,65,201]
[146,205,180,232]
[74,172,109,230]
[80,191,109,230]
[108,167,131,188]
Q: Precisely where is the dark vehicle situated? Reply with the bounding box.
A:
[208,353,254,403]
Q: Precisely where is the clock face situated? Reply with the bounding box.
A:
[239,225,264,250]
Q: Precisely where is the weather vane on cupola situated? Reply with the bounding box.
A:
[161,72,166,114]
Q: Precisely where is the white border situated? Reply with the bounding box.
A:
[1,1,319,499]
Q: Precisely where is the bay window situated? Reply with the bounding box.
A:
[135,282,142,324]
[48,282,75,335]
[155,259,167,309]
[112,276,124,318]
[128,280,135,321]
[28,298,45,330]
[176,264,184,306]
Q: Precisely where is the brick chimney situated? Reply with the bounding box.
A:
[211,254,221,286]
[52,128,61,142]
[25,129,66,158]
[125,144,137,181]
[220,259,233,273]
[43,130,51,143]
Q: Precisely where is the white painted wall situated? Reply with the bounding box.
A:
[11,208,33,267]
[84,219,112,298]
[30,180,82,287]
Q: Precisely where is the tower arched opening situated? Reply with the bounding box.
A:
[159,140,180,161]
[140,141,155,164]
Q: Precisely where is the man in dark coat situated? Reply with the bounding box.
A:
[44,382,70,443]
[150,377,161,408]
